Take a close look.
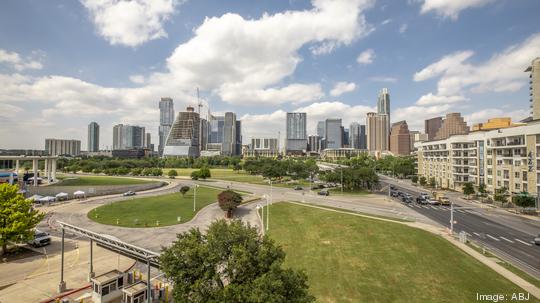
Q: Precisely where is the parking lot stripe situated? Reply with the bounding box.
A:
[486,234,500,241]
[500,237,514,243]
[515,239,532,246]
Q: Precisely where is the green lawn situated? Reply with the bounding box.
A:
[88,186,227,227]
[54,175,156,186]
[267,202,538,303]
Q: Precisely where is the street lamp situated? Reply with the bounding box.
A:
[256,204,264,231]
[193,184,199,212]
[262,194,270,231]
[450,200,454,234]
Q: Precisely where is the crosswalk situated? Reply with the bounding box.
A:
[404,203,475,214]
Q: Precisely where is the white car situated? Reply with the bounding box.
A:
[534,235,540,246]
[427,199,440,205]
[28,230,51,247]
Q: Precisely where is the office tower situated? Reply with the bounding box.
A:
[349,122,361,149]
[223,112,238,156]
[434,113,469,140]
[286,112,308,153]
[377,88,390,125]
[342,127,349,147]
[525,57,540,120]
[317,121,325,138]
[366,112,389,151]
[158,97,175,156]
[390,121,411,155]
[325,118,342,149]
[308,135,321,152]
[163,106,200,157]
[200,118,209,151]
[425,117,443,141]
[235,120,242,156]
[409,131,428,151]
[146,133,152,149]
[87,122,100,152]
[359,124,367,149]
[113,124,146,150]
[45,139,81,156]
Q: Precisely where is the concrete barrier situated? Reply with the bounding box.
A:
[26,182,166,200]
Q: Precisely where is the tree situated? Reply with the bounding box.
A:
[411,175,418,184]
[233,163,242,173]
[494,187,508,204]
[419,176,427,186]
[179,186,190,197]
[168,169,178,179]
[429,177,436,188]
[217,190,243,218]
[199,167,211,179]
[512,193,535,207]
[478,183,487,196]
[0,184,45,255]
[160,220,314,303]
[462,182,475,198]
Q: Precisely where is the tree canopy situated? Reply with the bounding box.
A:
[217,190,243,218]
[160,220,314,303]
[0,184,44,255]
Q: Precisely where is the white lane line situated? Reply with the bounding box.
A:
[422,206,429,209]
[464,232,472,237]
[515,239,532,246]
[500,237,514,243]
[430,206,437,209]
[473,232,481,237]
[486,234,500,241]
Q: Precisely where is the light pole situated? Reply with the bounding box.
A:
[256,204,264,231]
[263,193,270,231]
[193,184,199,212]
[450,200,454,234]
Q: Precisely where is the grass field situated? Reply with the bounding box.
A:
[54,175,156,186]
[88,186,228,227]
[267,202,538,303]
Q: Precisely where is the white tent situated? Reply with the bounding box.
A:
[73,190,86,199]
[55,192,69,200]
[28,194,43,202]
[38,196,56,203]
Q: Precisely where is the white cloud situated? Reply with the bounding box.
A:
[0,49,43,71]
[129,74,146,84]
[218,83,324,106]
[399,23,408,33]
[464,108,529,125]
[81,0,182,47]
[310,41,339,56]
[0,104,23,119]
[356,49,374,64]
[369,76,397,83]
[418,0,494,20]
[414,33,540,105]
[330,81,356,96]
[415,93,467,105]
[381,18,392,25]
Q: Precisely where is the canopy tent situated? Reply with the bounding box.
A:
[38,196,56,203]
[55,192,69,200]
[73,190,86,199]
[28,194,43,202]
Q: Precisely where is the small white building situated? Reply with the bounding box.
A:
[91,269,127,303]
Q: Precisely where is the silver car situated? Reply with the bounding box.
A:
[534,235,540,246]
[28,231,51,247]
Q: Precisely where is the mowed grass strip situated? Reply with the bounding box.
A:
[88,186,224,227]
[267,202,539,303]
[55,175,156,186]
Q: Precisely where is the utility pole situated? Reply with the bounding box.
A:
[450,201,454,234]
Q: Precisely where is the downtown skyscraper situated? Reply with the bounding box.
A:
[87,122,99,152]
[285,112,307,154]
[158,97,175,156]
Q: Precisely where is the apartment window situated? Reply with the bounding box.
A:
[487,168,493,175]
[503,170,509,179]
[497,181,501,186]
[487,159,492,165]
[522,171,528,181]
[488,179,493,185]
[515,183,520,190]
[497,170,501,176]
[515,172,520,179]
[497,160,503,165]
[504,181,509,188]
[523,184,528,193]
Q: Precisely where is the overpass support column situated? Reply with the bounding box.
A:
[15,160,19,174]
[147,260,152,303]
[88,239,94,281]
[32,159,38,186]
[44,159,49,182]
[51,159,57,182]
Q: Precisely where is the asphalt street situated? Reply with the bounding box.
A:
[382,178,540,279]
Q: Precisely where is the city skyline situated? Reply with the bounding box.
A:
[1,0,540,149]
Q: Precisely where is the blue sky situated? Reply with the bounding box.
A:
[1,0,540,149]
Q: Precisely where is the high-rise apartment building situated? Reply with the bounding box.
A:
[434,113,469,140]
[377,88,390,129]
[425,117,442,141]
[158,97,175,156]
[366,112,389,151]
[325,118,342,149]
[245,138,279,157]
[525,57,540,120]
[286,112,307,153]
[390,121,411,155]
[163,106,200,157]
[45,139,81,156]
[349,122,366,149]
[145,133,152,149]
[317,121,325,138]
[223,112,238,156]
[113,124,146,150]
[87,122,99,152]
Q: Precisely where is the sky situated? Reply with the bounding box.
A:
[1,0,540,150]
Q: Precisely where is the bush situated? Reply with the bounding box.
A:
[180,186,190,197]
[168,169,178,179]
[411,175,418,184]
[190,171,200,180]
[512,193,536,207]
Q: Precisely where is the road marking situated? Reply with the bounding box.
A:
[486,234,500,241]
[473,232,481,237]
[430,206,437,209]
[499,237,514,243]
[464,232,472,237]
[515,239,532,246]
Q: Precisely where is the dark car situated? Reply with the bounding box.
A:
[534,235,540,246]
[390,191,399,197]
[416,196,427,204]
[294,186,303,190]
[123,191,136,196]
[401,196,413,203]
[318,190,330,196]
[390,185,397,191]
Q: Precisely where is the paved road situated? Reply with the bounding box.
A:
[380,177,540,279]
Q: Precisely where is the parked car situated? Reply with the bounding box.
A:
[28,230,51,247]
[416,196,426,204]
[390,186,397,191]
[318,190,330,196]
[401,196,413,203]
[123,191,136,196]
[427,199,440,205]
[390,191,399,197]
[294,186,303,190]
[534,235,540,246]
